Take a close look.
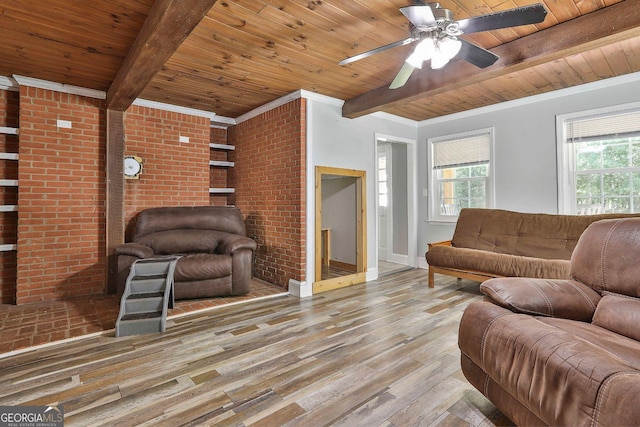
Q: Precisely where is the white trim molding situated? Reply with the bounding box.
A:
[0,76,19,91]
[13,75,106,99]
[288,279,312,298]
[234,89,345,125]
[132,98,219,120]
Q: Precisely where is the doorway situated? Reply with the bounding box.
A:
[313,166,367,294]
[376,136,414,276]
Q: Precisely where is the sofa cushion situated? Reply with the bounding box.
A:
[174,253,232,282]
[450,208,640,260]
[593,295,640,342]
[451,209,589,259]
[480,277,600,321]
[426,245,570,279]
[134,205,246,239]
[137,229,226,255]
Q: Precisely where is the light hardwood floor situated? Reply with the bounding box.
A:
[0,270,512,426]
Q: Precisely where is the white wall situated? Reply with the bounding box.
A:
[306,96,417,285]
[322,176,357,264]
[417,72,640,260]
[299,72,640,291]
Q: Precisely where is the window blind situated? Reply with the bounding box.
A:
[432,132,490,169]
[566,109,640,143]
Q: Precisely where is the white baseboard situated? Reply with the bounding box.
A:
[288,279,312,298]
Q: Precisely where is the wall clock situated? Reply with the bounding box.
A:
[124,155,143,179]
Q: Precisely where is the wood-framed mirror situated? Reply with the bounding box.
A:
[313,166,367,294]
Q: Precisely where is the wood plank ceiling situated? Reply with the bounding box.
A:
[1,0,639,122]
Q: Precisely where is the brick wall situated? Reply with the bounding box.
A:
[0,89,19,304]
[17,87,105,304]
[10,89,211,304]
[123,105,210,239]
[228,99,306,289]
[5,84,297,303]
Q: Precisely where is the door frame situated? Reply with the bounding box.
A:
[375,134,417,270]
[313,166,367,294]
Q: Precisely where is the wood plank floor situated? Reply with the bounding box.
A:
[0,270,513,426]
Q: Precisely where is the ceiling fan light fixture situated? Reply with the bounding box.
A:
[347,2,549,89]
[440,36,462,59]
[405,37,435,69]
[431,36,462,69]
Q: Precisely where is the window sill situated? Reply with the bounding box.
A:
[426,219,458,225]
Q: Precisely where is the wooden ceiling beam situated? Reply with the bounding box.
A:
[106,0,218,111]
[342,1,640,119]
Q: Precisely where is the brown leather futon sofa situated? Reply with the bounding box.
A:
[115,205,256,300]
[459,217,640,426]
[426,208,639,287]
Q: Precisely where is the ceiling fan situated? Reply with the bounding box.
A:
[339,2,547,89]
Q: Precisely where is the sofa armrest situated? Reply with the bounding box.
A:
[480,277,601,321]
[217,234,257,255]
[114,242,154,259]
[428,240,452,250]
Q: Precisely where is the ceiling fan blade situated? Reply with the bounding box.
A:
[389,62,416,89]
[339,37,417,65]
[399,5,436,27]
[457,4,547,34]
[458,39,499,68]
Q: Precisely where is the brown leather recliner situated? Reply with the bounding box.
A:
[115,206,257,300]
[459,217,640,426]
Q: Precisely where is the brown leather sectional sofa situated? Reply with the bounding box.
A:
[426,208,640,287]
[458,217,640,426]
[115,205,256,300]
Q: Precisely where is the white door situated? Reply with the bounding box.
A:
[377,143,392,261]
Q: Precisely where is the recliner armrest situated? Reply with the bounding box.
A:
[216,234,257,255]
[114,242,155,259]
[480,277,601,322]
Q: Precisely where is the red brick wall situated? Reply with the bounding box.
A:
[17,87,105,304]
[123,106,210,239]
[228,99,306,289]
[0,89,19,304]
[6,84,296,303]
[10,90,211,304]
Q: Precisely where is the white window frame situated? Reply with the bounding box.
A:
[427,127,495,222]
[556,101,640,215]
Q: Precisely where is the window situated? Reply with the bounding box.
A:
[378,154,388,207]
[557,103,640,215]
[428,128,494,221]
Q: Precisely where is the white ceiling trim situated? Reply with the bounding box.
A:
[132,98,218,120]
[12,75,106,99]
[0,76,18,91]
[234,90,303,125]
[4,75,422,127]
